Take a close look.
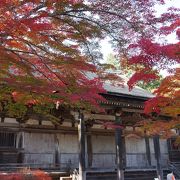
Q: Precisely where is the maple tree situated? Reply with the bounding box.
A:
[0,0,179,123]
[125,16,180,136]
[106,53,162,92]
[0,0,106,109]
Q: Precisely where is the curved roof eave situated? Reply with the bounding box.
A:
[103,82,155,100]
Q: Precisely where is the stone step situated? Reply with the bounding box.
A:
[87,170,157,180]
[60,177,72,180]
[48,172,70,180]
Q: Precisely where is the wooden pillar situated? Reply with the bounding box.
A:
[167,138,171,162]
[144,131,151,167]
[87,132,93,168]
[54,134,60,167]
[153,135,163,180]
[78,111,86,180]
[16,131,24,163]
[115,113,125,180]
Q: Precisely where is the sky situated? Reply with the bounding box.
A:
[101,0,180,61]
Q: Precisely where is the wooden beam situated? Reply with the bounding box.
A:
[78,112,86,180]
[21,127,78,134]
[54,134,60,167]
[122,108,143,113]
[85,114,115,121]
[86,132,92,168]
[115,114,125,180]
[153,135,163,180]
[71,111,115,121]
[16,131,24,163]
[145,133,151,167]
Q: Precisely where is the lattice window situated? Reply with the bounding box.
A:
[0,131,16,147]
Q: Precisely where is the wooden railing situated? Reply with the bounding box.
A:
[0,152,171,171]
[168,162,180,178]
[0,162,72,171]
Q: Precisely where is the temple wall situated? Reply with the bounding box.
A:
[23,132,55,167]
[126,137,147,168]
[56,134,79,168]
[91,135,116,168]
[150,138,168,167]
[0,119,170,169]
[160,139,169,167]
[23,132,79,168]
[125,137,168,168]
[22,131,169,169]
[126,137,146,153]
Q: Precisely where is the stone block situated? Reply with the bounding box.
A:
[60,177,72,180]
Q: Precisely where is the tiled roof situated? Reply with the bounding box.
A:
[85,72,154,99]
[103,82,154,99]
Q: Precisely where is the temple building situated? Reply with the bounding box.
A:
[0,82,179,180]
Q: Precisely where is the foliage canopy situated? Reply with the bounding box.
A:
[0,0,179,134]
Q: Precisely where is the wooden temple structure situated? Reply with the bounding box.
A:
[0,82,179,180]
